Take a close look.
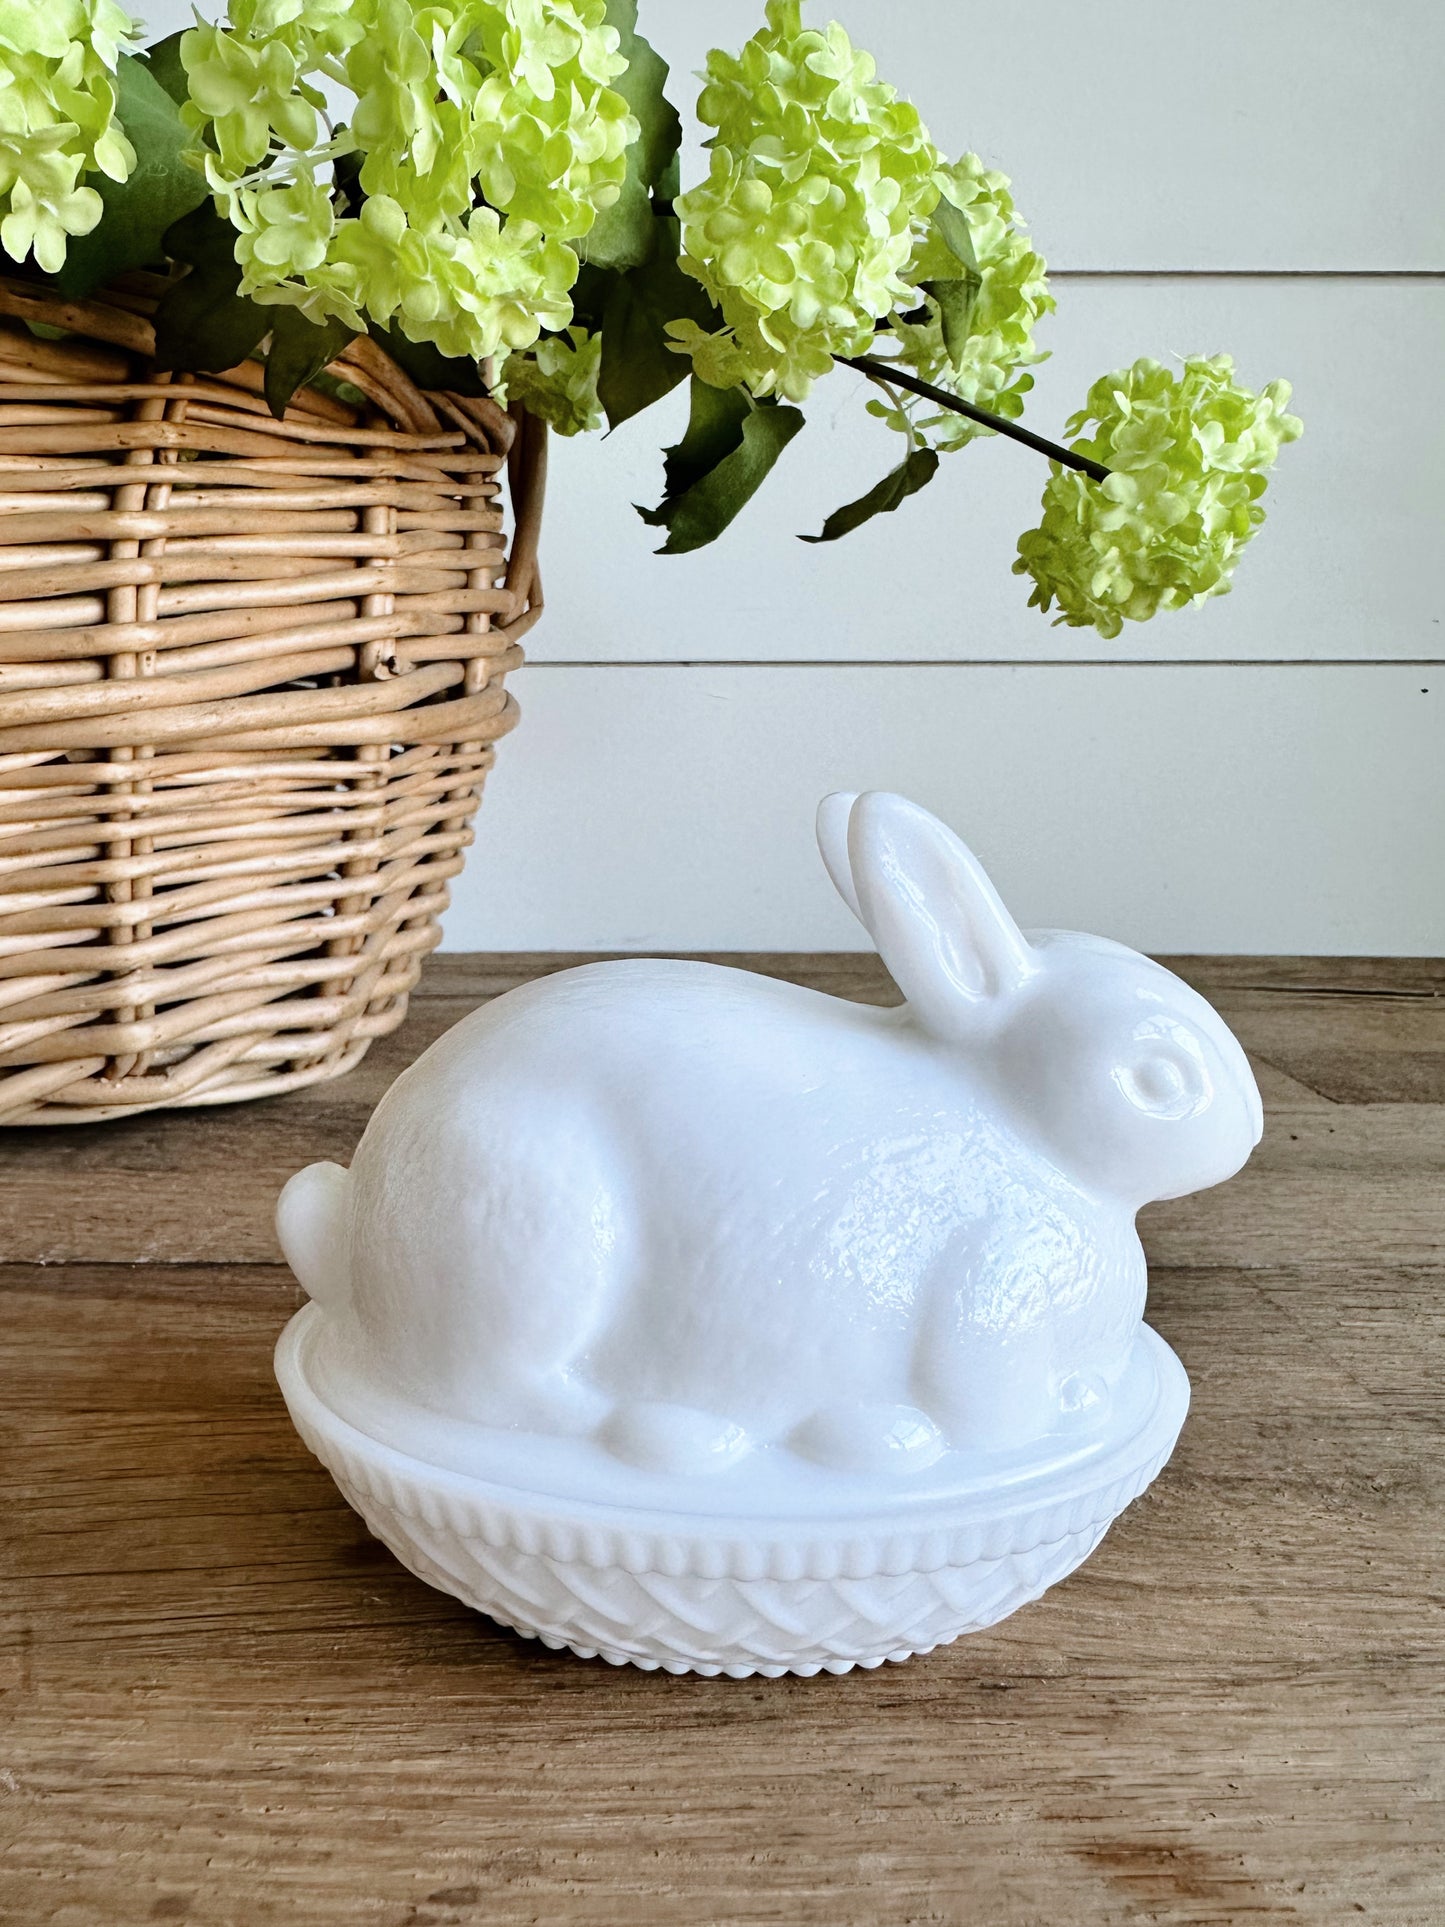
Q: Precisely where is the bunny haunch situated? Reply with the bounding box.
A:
[278,794,1262,1481]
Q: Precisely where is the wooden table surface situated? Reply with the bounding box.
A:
[2,954,1442,1927]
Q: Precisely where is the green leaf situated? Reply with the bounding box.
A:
[920,277,979,371]
[800,446,940,544]
[922,196,982,374]
[264,306,358,419]
[580,1,682,272]
[603,2,680,191]
[579,179,655,276]
[597,269,680,425]
[597,223,720,429]
[308,369,368,408]
[566,262,613,335]
[931,195,979,273]
[639,388,804,554]
[366,322,487,397]
[162,201,227,269]
[142,30,190,107]
[654,149,681,203]
[55,54,209,297]
[661,376,750,496]
[152,203,268,373]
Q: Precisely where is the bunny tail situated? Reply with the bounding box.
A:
[276,1161,352,1310]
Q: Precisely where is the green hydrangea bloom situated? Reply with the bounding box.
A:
[188,0,633,234]
[231,163,335,283]
[182,22,319,178]
[673,0,942,401]
[868,154,1054,449]
[498,324,602,434]
[427,210,578,358]
[1014,355,1303,638]
[184,0,637,362]
[463,2,635,237]
[0,0,139,273]
[272,193,576,359]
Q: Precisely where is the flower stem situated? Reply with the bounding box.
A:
[837,354,1111,482]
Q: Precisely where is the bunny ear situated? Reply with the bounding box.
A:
[816,791,863,924]
[847,792,1036,1036]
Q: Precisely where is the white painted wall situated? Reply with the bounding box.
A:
[139,0,1445,952]
[463,665,1443,955]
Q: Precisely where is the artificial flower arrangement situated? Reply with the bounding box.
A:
[0,0,1301,634]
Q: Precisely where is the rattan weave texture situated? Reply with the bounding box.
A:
[0,275,544,1124]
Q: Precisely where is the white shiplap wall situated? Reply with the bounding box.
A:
[141,0,1445,951]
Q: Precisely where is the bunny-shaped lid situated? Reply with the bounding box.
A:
[278,791,1260,1517]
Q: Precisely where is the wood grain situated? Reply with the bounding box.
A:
[1,954,1441,1926]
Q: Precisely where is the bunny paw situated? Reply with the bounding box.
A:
[788,1403,945,1475]
[596,1402,753,1475]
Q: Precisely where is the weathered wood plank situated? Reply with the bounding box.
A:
[410,952,1445,1002]
[7,1098,1440,1271]
[1141,1106,1445,1269]
[418,953,1445,1106]
[1,954,1441,1925]
[1,1259,1440,1925]
[3,955,1441,1267]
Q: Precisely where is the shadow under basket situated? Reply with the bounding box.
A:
[0,276,545,1125]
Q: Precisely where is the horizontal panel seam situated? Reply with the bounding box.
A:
[520,659,1445,671]
[1048,269,1445,281]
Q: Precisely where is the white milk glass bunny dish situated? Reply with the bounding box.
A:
[275,794,1263,1675]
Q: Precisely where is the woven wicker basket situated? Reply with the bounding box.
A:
[0,275,544,1125]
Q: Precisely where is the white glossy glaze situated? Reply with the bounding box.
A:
[275,1309,1191,1676]
[277,792,1262,1488]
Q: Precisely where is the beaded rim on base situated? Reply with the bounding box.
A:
[0,273,545,1125]
[277,1304,1190,1577]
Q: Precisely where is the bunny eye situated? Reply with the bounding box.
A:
[1117,1048,1208,1119]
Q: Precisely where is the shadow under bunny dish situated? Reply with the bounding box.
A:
[274,793,1262,1675]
